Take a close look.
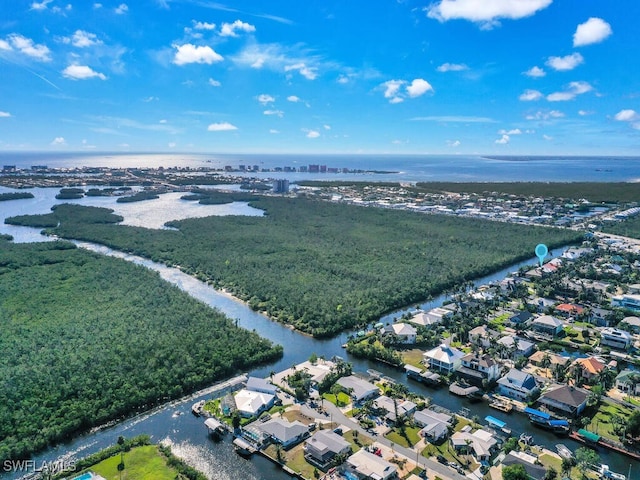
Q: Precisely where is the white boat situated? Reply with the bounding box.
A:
[599,464,626,480]
[555,444,574,460]
[191,400,205,416]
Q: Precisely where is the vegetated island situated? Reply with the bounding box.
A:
[0,233,283,463]
[55,187,85,199]
[116,190,161,203]
[0,192,34,201]
[8,197,582,338]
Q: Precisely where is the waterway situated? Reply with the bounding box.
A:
[0,191,634,479]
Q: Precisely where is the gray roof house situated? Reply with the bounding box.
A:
[304,430,351,470]
[531,315,564,336]
[373,395,417,423]
[336,375,380,403]
[497,368,540,402]
[246,376,278,396]
[414,409,453,443]
[345,449,397,480]
[497,335,535,358]
[538,385,589,417]
[256,418,309,449]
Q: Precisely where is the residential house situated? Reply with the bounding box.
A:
[555,303,585,318]
[589,307,611,327]
[456,353,501,387]
[615,369,640,396]
[538,385,589,417]
[620,316,640,333]
[372,395,417,423]
[469,325,500,349]
[414,409,453,443]
[246,376,278,396]
[508,310,533,327]
[409,307,451,327]
[501,451,547,480]
[345,449,398,480]
[256,418,309,449]
[381,322,417,344]
[600,327,633,350]
[611,293,640,312]
[423,344,464,374]
[528,351,570,369]
[234,389,276,418]
[497,368,540,401]
[530,315,564,337]
[304,430,352,470]
[571,357,606,384]
[497,335,535,358]
[450,428,498,462]
[336,375,380,403]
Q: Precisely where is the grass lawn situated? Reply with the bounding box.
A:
[385,426,421,448]
[343,430,373,451]
[538,453,562,473]
[283,444,317,479]
[89,445,177,480]
[322,392,351,407]
[401,349,424,369]
[588,401,634,442]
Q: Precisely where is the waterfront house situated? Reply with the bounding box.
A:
[381,322,417,344]
[570,357,606,384]
[450,428,498,462]
[423,344,464,374]
[234,389,276,418]
[501,451,547,480]
[345,449,398,480]
[508,310,533,327]
[304,430,351,470]
[538,385,589,417]
[611,293,640,312]
[246,376,278,396]
[555,303,585,318]
[599,327,633,350]
[414,409,453,443]
[614,369,640,396]
[372,395,417,423]
[456,353,501,387]
[409,307,451,326]
[469,325,500,349]
[497,335,535,358]
[589,307,611,327]
[336,375,380,403]
[530,315,564,337]
[256,418,309,449]
[620,316,640,333]
[497,368,540,401]
[528,350,570,369]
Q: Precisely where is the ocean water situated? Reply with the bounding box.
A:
[1,152,639,182]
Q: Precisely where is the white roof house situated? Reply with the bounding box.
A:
[257,418,309,449]
[451,428,498,461]
[600,327,633,350]
[381,322,417,344]
[246,376,278,395]
[345,449,397,480]
[336,375,380,403]
[234,389,276,417]
[423,344,464,373]
[409,307,451,326]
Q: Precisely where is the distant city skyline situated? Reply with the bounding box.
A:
[1,0,639,155]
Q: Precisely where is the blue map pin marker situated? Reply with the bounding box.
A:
[535,243,548,266]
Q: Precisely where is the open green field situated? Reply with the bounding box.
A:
[9,198,581,337]
[89,445,177,480]
[0,238,282,462]
[603,215,640,240]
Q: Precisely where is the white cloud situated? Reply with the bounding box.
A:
[305,130,320,138]
[269,129,279,134]
[614,109,638,122]
[61,30,102,48]
[447,139,461,147]
[142,96,158,102]
[573,17,612,47]
[31,0,53,10]
[208,78,221,87]
[382,80,405,102]
[323,125,331,130]
[263,109,283,117]
[437,62,468,72]
[257,94,275,105]
[337,75,350,84]
[519,89,543,101]
[546,52,583,71]
[93,3,102,8]
[207,122,237,131]
[114,3,128,14]
[524,66,545,78]
[411,115,496,123]
[495,134,510,144]
[50,136,66,145]
[406,78,434,97]
[168,142,176,148]
[220,20,256,37]
[426,0,552,29]
[578,110,593,116]
[287,95,301,102]
[284,63,318,80]
[159,119,167,124]
[62,64,107,80]
[193,21,216,31]
[498,128,522,135]
[0,111,11,117]
[4,34,51,61]
[547,81,593,101]
[172,44,223,65]
[525,110,565,120]
[543,134,553,141]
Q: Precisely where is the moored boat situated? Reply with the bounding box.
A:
[599,464,626,480]
[192,400,205,416]
[555,444,574,460]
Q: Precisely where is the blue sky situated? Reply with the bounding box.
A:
[1,0,639,154]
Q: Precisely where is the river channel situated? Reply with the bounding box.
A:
[0,189,634,479]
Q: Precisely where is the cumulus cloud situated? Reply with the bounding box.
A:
[284,63,318,80]
[543,134,553,141]
[305,130,320,138]
[193,21,216,30]
[0,111,11,117]
[62,64,107,80]
[50,136,66,145]
[323,124,331,130]
[546,81,593,102]
[220,20,256,37]
[498,128,522,135]
[207,122,237,131]
[263,109,283,117]
[208,78,221,87]
[495,134,510,144]
[573,17,612,47]
[31,0,53,10]
[546,52,584,71]
[61,30,102,48]
[257,94,275,105]
[525,110,565,120]
[406,78,434,97]
[447,139,461,147]
[382,80,404,102]
[269,129,279,134]
[524,66,545,78]
[287,95,301,102]
[93,3,102,8]
[614,109,639,122]
[426,0,552,29]
[114,3,128,14]
[437,62,468,72]
[3,34,51,61]
[172,44,223,65]
[519,89,543,101]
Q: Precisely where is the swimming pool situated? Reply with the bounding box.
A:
[72,472,94,480]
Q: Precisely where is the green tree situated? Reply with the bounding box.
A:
[502,464,528,480]
[575,447,599,477]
